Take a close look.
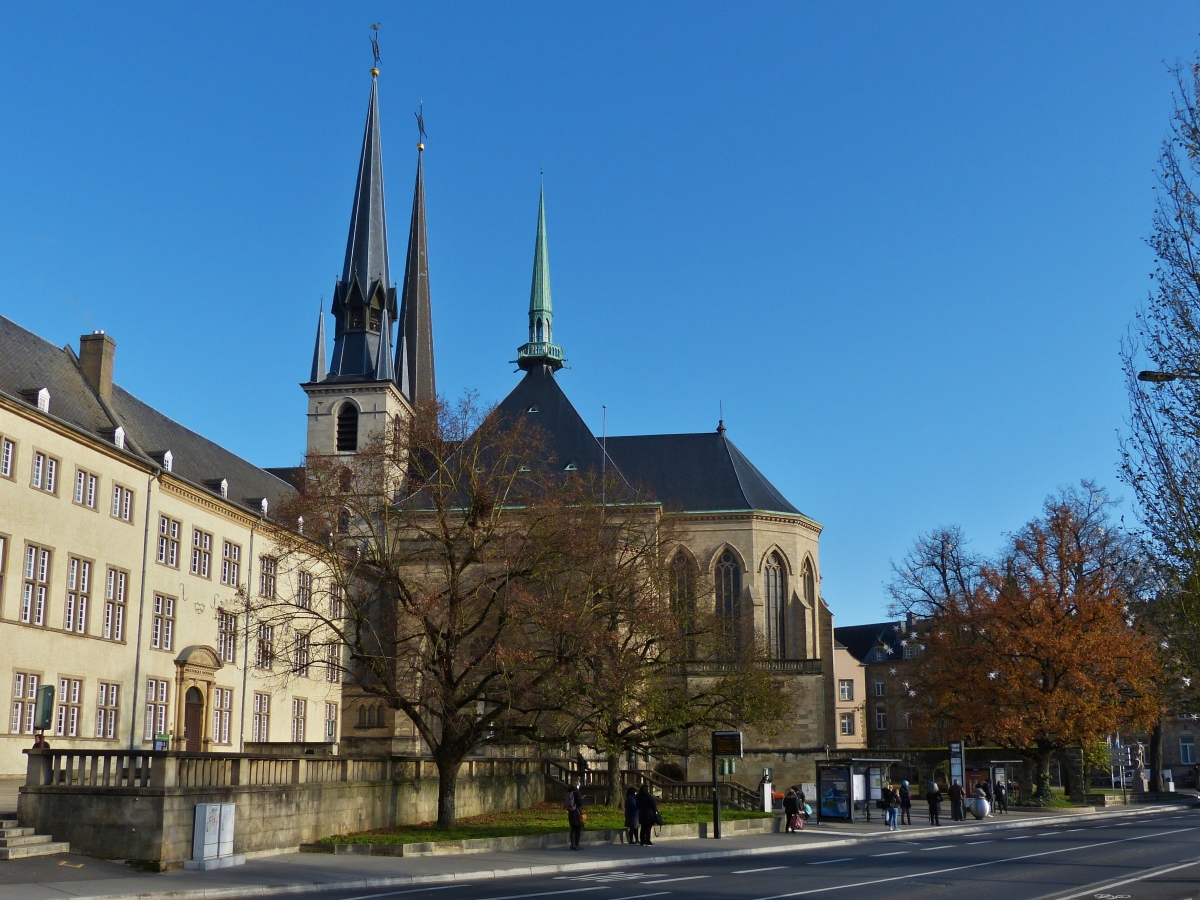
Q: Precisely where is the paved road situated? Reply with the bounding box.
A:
[282,809,1200,900]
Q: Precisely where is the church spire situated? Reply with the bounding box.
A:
[328,65,398,381]
[309,301,327,383]
[516,184,565,371]
[374,306,394,381]
[397,142,436,403]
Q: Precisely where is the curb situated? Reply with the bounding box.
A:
[24,803,1194,900]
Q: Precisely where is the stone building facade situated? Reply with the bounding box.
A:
[834,618,920,750]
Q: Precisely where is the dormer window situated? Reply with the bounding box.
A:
[349,308,364,330]
[527,406,539,413]
[564,462,578,472]
[369,308,381,333]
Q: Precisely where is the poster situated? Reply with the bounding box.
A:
[949,741,964,788]
[820,766,851,819]
[869,768,882,800]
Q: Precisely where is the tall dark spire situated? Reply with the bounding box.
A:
[397,144,436,403]
[516,184,564,371]
[309,301,327,383]
[328,67,398,382]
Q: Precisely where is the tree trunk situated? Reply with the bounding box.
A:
[1150,719,1165,792]
[434,749,464,829]
[608,752,623,807]
[1033,744,1054,803]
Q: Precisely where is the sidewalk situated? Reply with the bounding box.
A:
[0,803,1190,900]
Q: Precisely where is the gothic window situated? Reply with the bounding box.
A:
[369,307,381,333]
[536,319,544,342]
[337,404,358,452]
[715,550,742,656]
[803,559,815,607]
[669,552,695,655]
[349,307,364,330]
[764,552,787,660]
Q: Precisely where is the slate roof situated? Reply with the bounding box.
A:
[834,621,905,664]
[0,314,293,516]
[494,366,804,517]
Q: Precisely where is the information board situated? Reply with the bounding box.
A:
[713,731,743,758]
[949,741,965,787]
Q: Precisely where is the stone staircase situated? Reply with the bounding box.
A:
[0,817,70,860]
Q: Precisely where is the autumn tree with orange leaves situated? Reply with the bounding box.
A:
[890,482,1160,802]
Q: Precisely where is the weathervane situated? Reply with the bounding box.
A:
[369,23,381,73]
[415,101,427,149]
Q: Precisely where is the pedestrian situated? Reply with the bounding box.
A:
[980,779,993,817]
[783,789,803,833]
[576,750,589,783]
[623,786,639,846]
[881,782,899,831]
[994,780,1008,814]
[31,733,50,750]
[899,780,912,826]
[636,783,659,846]
[948,779,965,822]
[973,783,989,819]
[926,780,943,826]
[564,780,584,850]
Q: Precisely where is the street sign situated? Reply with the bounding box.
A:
[949,741,965,787]
[713,731,743,759]
[34,685,54,732]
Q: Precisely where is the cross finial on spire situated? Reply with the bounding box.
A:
[415,102,427,151]
[369,23,381,74]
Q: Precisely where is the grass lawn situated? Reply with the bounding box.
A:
[320,801,772,845]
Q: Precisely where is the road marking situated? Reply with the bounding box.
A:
[920,845,953,851]
[340,888,465,900]
[870,851,907,857]
[1049,857,1200,900]
[477,889,607,900]
[1064,828,1085,832]
[733,866,790,874]
[640,875,709,884]
[1005,835,1030,840]
[610,895,669,900]
[745,826,1198,899]
[966,840,993,845]
[807,858,853,865]
[1036,831,1056,836]
[556,874,644,882]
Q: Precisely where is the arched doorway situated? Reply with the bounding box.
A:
[184,687,205,751]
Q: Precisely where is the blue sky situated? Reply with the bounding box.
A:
[1,3,1195,625]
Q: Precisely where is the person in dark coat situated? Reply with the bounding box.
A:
[636,784,659,846]
[565,781,584,850]
[899,780,913,826]
[783,789,802,833]
[948,780,965,821]
[623,786,639,845]
[994,780,1008,814]
[926,780,943,825]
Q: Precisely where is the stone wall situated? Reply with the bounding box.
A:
[18,751,542,867]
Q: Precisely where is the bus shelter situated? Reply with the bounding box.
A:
[815,758,903,824]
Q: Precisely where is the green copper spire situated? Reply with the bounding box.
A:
[516,185,565,371]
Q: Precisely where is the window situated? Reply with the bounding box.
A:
[10,672,39,734]
[715,551,742,655]
[157,516,180,568]
[0,437,14,478]
[291,698,307,742]
[875,708,887,731]
[74,469,99,509]
[151,594,174,650]
[218,610,238,663]
[840,713,855,736]
[22,544,51,626]
[104,568,127,640]
[256,624,274,668]
[336,404,358,452]
[874,678,886,698]
[96,682,119,739]
[763,552,787,660]
[144,678,169,741]
[191,529,212,578]
[839,679,854,702]
[111,484,134,522]
[0,535,7,616]
[252,693,270,742]
[669,552,695,652]
[64,557,92,634]
[55,678,82,737]
[221,541,240,586]
[329,583,344,620]
[903,644,920,660]
[211,688,232,745]
[294,633,310,677]
[1182,737,1197,766]
[297,571,312,609]
[259,556,276,598]
[31,451,58,494]
[325,642,341,683]
[324,702,338,741]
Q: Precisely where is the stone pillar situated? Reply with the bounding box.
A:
[1064,747,1085,804]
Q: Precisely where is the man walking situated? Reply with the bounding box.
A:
[565,781,584,850]
[994,779,1008,814]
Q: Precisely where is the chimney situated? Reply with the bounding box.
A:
[79,331,116,402]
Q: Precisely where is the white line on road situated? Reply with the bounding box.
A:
[477,889,607,900]
[807,858,853,866]
[340,887,466,900]
[870,851,907,857]
[965,840,993,845]
[1005,835,1030,840]
[1048,857,1200,900]
[609,894,670,900]
[745,825,1198,899]
[920,845,953,850]
[640,876,709,885]
[733,867,790,874]
[1064,828,1085,832]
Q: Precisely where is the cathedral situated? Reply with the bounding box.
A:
[303,66,839,787]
